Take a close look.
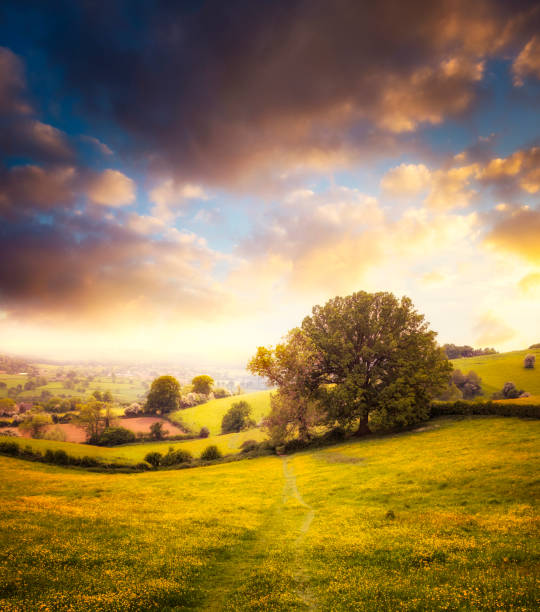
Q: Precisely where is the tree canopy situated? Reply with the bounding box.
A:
[249,291,451,444]
[221,401,255,434]
[146,375,181,414]
[191,375,214,395]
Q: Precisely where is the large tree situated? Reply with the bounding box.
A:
[250,291,451,442]
[146,375,181,414]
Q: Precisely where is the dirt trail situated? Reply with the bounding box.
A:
[201,456,317,611]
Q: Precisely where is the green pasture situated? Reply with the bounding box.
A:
[0,427,266,464]
[0,416,538,610]
[171,390,272,435]
[452,348,540,396]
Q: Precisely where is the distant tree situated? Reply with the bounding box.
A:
[199,426,210,438]
[102,390,113,403]
[92,390,103,401]
[443,344,497,359]
[201,445,222,461]
[501,382,525,399]
[144,451,162,468]
[0,381,6,389]
[221,401,256,434]
[524,354,536,369]
[529,343,540,349]
[149,421,168,440]
[213,387,231,399]
[124,402,143,417]
[451,369,482,399]
[77,401,105,442]
[192,375,214,395]
[0,398,16,416]
[19,412,52,438]
[146,376,181,414]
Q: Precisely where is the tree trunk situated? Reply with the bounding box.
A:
[356,413,370,436]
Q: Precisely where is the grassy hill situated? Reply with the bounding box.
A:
[1,416,538,610]
[170,390,272,435]
[452,348,540,397]
[0,426,267,464]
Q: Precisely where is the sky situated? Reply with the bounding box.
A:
[0,0,539,367]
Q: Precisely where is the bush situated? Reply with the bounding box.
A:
[524,354,536,369]
[161,448,193,466]
[431,400,540,419]
[221,401,255,434]
[199,426,210,438]
[52,449,69,465]
[0,440,20,456]
[97,426,136,446]
[144,451,162,468]
[201,445,222,461]
[240,439,259,453]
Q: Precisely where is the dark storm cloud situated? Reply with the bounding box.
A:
[12,0,538,185]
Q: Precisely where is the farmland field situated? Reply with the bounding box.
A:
[1,416,538,610]
[170,391,271,435]
[452,348,540,397]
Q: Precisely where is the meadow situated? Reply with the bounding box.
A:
[452,348,540,397]
[170,391,271,435]
[1,416,538,610]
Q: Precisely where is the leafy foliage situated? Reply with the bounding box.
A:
[146,375,181,414]
[97,426,136,446]
[201,445,222,461]
[250,291,451,443]
[451,369,483,399]
[221,401,255,434]
[191,375,214,395]
[524,354,535,369]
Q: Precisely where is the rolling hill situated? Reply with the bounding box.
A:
[1,416,538,610]
[451,347,540,397]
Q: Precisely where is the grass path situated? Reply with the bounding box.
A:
[199,457,317,610]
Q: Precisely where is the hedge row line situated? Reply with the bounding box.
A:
[431,400,540,419]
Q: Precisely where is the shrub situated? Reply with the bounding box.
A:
[201,445,222,461]
[240,439,259,453]
[97,426,136,446]
[501,382,524,399]
[431,400,540,419]
[524,354,536,369]
[161,448,193,466]
[199,426,210,438]
[221,401,255,434]
[149,421,168,440]
[52,449,69,465]
[213,387,231,399]
[0,440,20,456]
[144,451,162,468]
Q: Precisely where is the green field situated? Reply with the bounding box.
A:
[1,416,538,610]
[171,391,271,435]
[0,427,267,464]
[452,348,540,397]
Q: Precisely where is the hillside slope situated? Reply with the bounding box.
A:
[1,416,538,610]
[452,348,540,396]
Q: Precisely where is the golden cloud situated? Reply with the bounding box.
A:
[485,207,540,263]
[87,169,136,207]
[513,35,540,86]
[473,311,516,346]
[381,163,431,196]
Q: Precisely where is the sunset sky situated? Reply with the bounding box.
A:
[1,0,539,366]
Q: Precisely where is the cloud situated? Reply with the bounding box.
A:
[381,163,431,196]
[0,213,230,326]
[150,180,208,220]
[0,47,32,115]
[0,164,77,217]
[485,206,540,263]
[424,164,479,210]
[87,169,136,207]
[518,272,540,296]
[80,135,114,156]
[26,0,537,187]
[513,35,540,86]
[473,311,516,346]
[0,48,73,162]
[125,213,165,235]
